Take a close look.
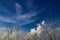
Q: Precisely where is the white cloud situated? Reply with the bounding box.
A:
[15,3,38,20]
[14,7,45,26]
[0,2,46,27]
[0,16,16,23]
[1,2,46,27]
[41,21,45,25]
[19,20,34,26]
[15,3,22,16]
[16,3,21,8]
[16,12,37,20]
[11,11,43,27]
[27,21,45,35]
[15,3,39,26]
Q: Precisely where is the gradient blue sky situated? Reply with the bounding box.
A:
[0,0,60,32]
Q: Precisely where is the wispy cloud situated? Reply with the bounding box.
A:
[13,3,38,26]
[14,2,46,26]
[16,12,37,20]
[15,12,39,26]
[0,2,45,27]
[15,3,22,16]
[0,16,16,23]
[19,20,34,26]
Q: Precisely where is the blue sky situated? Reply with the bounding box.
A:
[0,0,60,32]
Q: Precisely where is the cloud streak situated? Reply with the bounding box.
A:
[14,2,46,27]
[0,16,16,23]
[0,2,45,27]
[13,2,40,26]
